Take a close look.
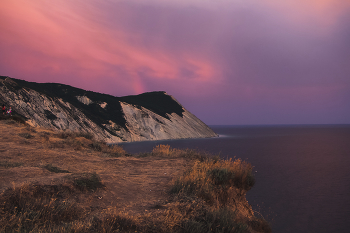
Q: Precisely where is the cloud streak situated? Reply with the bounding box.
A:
[1,0,349,124]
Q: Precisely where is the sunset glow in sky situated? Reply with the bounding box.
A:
[1,0,349,124]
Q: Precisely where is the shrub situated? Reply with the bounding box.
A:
[57,131,74,139]
[89,141,103,151]
[43,164,70,173]
[70,173,105,192]
[18,132,34,139]
[106,145,127,157]
[89,142,126,157]
[208,168,235,186]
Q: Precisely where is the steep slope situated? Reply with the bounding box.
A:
[0,76,217,143]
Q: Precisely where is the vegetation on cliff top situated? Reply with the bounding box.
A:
[0,118,270,233]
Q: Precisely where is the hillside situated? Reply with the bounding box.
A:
[0,118,270,232]
[0,76,217,143]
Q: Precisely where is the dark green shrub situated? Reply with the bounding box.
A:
[245,173,256,189]
[208,168,235,186]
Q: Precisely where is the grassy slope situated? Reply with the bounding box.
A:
[0,118,270,233]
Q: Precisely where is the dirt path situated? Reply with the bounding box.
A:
[0,120,188,215]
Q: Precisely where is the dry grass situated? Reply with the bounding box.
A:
[0,118,270,232]
[171,158,256,203]
[164,158,271,233]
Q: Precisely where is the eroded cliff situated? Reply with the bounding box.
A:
[0,76,217,143]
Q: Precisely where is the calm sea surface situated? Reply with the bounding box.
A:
[119,125,350,233]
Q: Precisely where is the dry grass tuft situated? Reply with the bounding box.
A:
[153,144,172,156]
[0,184,86,232]
[149,144,210,161]
[171,158,256,204]
[89,141,127,157]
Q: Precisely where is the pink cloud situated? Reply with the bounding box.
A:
[0,0,221,96]
[1,0,349,124]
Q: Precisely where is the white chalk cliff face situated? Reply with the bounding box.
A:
[119,102,216,142]
[0,77,217,143]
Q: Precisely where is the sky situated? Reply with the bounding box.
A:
[1,0,350,125]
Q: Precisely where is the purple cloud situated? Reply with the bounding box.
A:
[1,0,349,124]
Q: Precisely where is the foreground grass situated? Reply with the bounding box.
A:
[0,120,270,233]
[0,153,270,232]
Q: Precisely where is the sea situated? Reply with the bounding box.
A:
[118,125,350,233]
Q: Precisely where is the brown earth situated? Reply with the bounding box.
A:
[0,119,189,216]
[0,118,271,233]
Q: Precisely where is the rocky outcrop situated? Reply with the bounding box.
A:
[0,76,217,143]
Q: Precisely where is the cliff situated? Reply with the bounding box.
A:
[0,76,217,143]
